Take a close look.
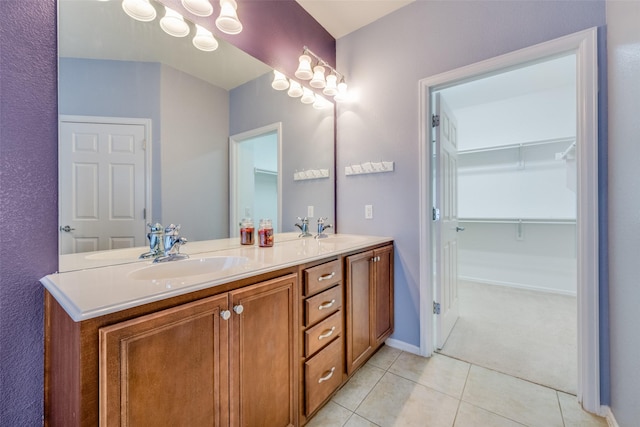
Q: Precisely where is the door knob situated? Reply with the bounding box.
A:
[59,225,75,232]
[456,226,466,232]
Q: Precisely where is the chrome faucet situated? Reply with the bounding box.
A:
[315,217,332,239]
[139,223,164,259]
[154,224,189,263]
[294,217,313,238]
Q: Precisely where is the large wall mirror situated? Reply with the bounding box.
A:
[58,0,335,271]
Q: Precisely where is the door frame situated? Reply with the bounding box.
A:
[229,122,283,236]
[58,115,153,244]
[418,28,600,413]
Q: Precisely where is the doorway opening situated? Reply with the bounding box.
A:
[229,122,282,236]
[419,28,600,413]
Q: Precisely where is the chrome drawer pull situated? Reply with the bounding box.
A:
[318,272,335,282]
[317,326,336,340]
[318,367,336,383]
[318,299,336,310]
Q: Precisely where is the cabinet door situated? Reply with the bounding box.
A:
[373,245,394,347]
[99,294,230,427]
[229,273,298,427]
[345,250,374,375]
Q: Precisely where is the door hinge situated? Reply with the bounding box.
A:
[432,207,440,221]
[433,301,441,315]
[143,208,146,220]
[432,114,440,127]
[142,139,147,150]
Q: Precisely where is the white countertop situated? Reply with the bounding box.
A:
[42,234,392,322]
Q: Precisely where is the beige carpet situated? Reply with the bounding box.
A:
[438,280,577,394]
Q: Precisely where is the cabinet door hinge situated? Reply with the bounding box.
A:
[432,207,440,221]
[432,114,440,127]
[433,301,441,315]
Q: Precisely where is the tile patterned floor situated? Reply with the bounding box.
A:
[306,346,607,427]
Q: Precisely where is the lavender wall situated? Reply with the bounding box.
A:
[335,0,607,395]
[0,1,58,425]
[0,1,333,425]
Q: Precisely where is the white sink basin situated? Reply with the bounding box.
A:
[128,256,249,280]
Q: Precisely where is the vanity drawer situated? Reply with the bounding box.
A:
[305,259,342,296]
[305,337,344,416]
[305,284,342,326]
[305,310,342,357]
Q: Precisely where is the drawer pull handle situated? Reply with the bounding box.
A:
[318,272,335,282]
[318,367,336,383]
[318,299,336,310]
[318,327,336,340]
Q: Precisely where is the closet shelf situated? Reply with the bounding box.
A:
[459,217,576,225]
[254,167,277,176]
[457,136,575,155]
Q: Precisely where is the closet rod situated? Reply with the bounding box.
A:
[458,136,575,155]
[459,217,576,225]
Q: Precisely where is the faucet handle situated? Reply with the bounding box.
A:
[297,216,309,223]
[147,222,163,233]
[164,223,180,234]
[317,217,327,224]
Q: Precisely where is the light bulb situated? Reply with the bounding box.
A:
[192,25,219,51]
[122,0,156,22]
[334,81,349,102]
[310,65,326,89]
[216,0,243,35]
[271,70,290,91]
[287,81,303,98]
[181,0,213,17]
[300,87,315,104]
[294,55,313,80]
[323,74,338,96]
[160,7,190,37]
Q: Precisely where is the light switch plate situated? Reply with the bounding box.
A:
[365,204,373,219]
[308,205,314,218]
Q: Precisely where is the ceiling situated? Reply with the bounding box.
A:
[295,0,415,39]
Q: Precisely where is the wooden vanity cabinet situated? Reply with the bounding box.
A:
[345,244,394,375]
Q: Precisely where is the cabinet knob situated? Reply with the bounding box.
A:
[318,299,336,310]
[318,367,336,383]
[233,305,244,315]
[318,272,335,282]
[370,256,380,262]
[220,310,231,320]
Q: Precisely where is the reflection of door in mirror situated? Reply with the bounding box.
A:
[230,123,282,237]
[59,116,151,254]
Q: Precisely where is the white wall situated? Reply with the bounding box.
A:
[336,1,605,349]
[607,0,640,425]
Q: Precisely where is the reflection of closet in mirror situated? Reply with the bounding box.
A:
[229,123,282,236]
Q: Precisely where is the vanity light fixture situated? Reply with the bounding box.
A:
[300,87,316,104]
[323,74,338,96]
[294,55,313,80]
[287,80,303,98]
[160,7,190,37]
[192,24,219,51]
[181,0,213,17]
[122,0,156,22]
[310,65,327,89]
[334,78,349,102]
[271,70,290,90]
[216,0,243,35]
[313,95,331,110]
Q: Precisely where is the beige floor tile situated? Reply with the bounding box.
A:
[389,352,470,398]
[344,413,381,427]
[306,401,353,427]
[462,365,564,427]
[366,345,402,370]
[557,392,608,427]
[454,402,525,427]
[356,372,459,427]
[333,363,386,411]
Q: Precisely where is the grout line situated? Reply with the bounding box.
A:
[556,390,567,427]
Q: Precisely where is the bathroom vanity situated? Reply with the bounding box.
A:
[42,234,394,426]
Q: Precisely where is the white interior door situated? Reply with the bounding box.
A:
[59,119,147,254]
[434,94,461,349]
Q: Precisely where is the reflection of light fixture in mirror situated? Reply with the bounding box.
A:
[216,0,243,35]
[300,87,315,104]
[295,55,313,80]
[122,0,157,22]
[334,79,349,102]
[310,65,326,88]
[182,0,213,17]
[323,74,338,96]
[313,95,331,110]
[271,71,290,90]
[287,80,303,98]
[192,25,219,51]
[160,7,190,37]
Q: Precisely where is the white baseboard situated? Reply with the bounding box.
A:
[459,275,577,297]
[384,338,420,355]
[601,406,619,427]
